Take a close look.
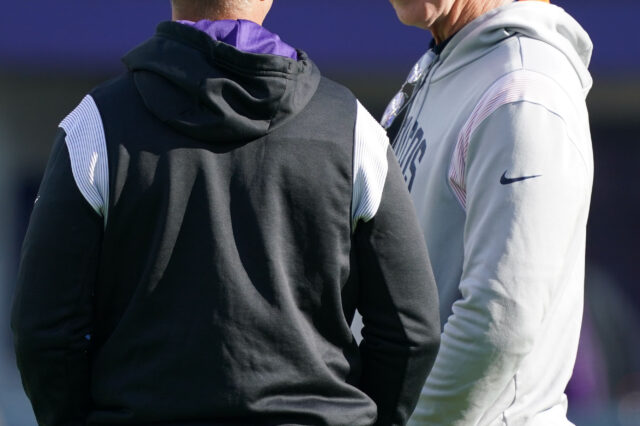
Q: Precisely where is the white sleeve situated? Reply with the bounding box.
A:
[351,100,390,230]
[412,71,592,424]
[59,95,110,227]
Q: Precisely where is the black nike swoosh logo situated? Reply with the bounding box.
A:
[500,171,542,185]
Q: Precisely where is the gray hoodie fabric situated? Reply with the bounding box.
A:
[386,2,593,425]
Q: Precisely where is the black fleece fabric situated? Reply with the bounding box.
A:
[12,22,440,426]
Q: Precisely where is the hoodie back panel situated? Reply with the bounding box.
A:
[87,28,372,426]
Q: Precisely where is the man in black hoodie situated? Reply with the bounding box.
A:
[11,1,440,425]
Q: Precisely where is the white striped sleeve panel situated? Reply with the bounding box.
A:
[59,95,110,227]
[448,69,581,210]
[352,101,389,230]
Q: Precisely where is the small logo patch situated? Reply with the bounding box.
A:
[500,171,541,185]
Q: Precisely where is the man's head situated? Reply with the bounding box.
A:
[171,0,273,24]
[388,0,512,43]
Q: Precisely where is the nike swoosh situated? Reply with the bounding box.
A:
[500,171,542,185]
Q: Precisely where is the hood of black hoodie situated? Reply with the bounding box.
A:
[122,21,321,144]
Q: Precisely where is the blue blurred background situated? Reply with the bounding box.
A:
[1,1,639,425]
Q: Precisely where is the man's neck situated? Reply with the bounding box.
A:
[171,1,271,26]
[173,14,265,26]
[430,0,511,44]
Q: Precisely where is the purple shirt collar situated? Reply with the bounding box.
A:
[177,19,298,60]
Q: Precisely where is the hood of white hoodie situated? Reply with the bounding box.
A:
[434,1,593,92]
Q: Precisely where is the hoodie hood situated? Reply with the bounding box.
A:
[434,1,593,92]
[122,21,321,144]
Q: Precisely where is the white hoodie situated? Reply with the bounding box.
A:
[388,2,594,425]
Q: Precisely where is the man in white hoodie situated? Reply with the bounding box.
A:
[382,0,594,424]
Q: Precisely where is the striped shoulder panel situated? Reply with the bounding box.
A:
[59,95,109,226]
[448,69,580,210]
[352,101,390,230]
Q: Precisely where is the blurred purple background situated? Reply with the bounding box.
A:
[0,0,638,74]
[1,1,639,425]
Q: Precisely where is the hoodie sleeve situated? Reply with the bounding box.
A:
[11,96,108,426]
[412,71,592,425]
[351,101,441,425]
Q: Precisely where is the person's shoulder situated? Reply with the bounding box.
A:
[89,72,136,104]
[513,35,585,93]
[315,75,356,102]
[87,71,152,130]
[473,33,589,126]
[315,76,387,140]
[300,74,359,123]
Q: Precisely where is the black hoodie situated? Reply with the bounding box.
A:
[12,22,440,426]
